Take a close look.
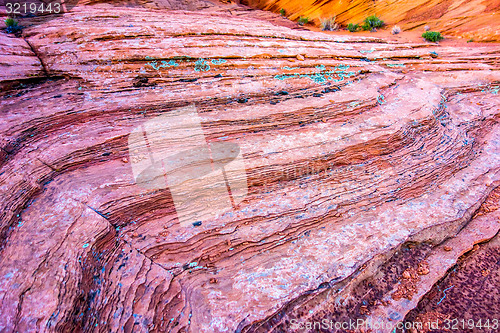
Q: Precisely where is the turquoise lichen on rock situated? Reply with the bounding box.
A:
[194,58,210,71]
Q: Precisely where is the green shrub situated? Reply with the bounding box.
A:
[5,17,22,34]
[297,16,310,26]
[320,17,338,31]
[280,8,286,16]
[347,23,359,32]
[422,31,443,42]
[362,15,384,31]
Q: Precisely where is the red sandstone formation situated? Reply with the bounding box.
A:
[245,0,500,42]
[0,1,499,332]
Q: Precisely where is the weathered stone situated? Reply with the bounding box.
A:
[0,3,499,333]
[246,0,500,42]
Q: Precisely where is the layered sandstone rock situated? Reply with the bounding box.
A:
[0,3,499,332]
[246,0,500,42]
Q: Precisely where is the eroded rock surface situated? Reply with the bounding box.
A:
[0,4,499,332]
[246,0,500,42]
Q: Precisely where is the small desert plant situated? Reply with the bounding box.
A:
[392,25,401,35]
[320,16,338,31]
[347,23,359,32]
[422,31,443,42]
[280,8,286,16]
[362,15,384,31]
[297,16,310,26]
[467,38,474,43]
[5,17,22,34]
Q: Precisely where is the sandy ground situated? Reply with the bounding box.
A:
[307,26,490,47]
[219,2,498,46]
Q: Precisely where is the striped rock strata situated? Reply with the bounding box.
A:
[0,4,499,333]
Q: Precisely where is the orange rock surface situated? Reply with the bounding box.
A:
[247,0,500,42]
[0,1,499,332]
